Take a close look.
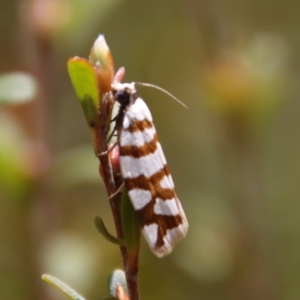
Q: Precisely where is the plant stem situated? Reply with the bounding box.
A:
[96,95,140,300]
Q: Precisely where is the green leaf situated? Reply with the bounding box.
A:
[94,216,125,245]
[107,269,128,298]
[67,57,99,128]
[121,187,141,256]
[42,274,86,300]
[0,72,37,105]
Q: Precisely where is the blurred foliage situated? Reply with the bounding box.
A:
[0,112,36,199]
[0,0,300,300]
[202,35,289,132]
[0,72,37,105]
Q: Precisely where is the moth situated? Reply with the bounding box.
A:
[111,82,188,257]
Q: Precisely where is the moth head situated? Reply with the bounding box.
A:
[111,82,138,106]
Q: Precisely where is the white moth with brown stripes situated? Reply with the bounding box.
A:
[112,81,188,257]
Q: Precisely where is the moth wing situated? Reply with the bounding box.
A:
[119,98,188,257]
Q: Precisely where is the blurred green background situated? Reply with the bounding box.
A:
[0,0,299,299]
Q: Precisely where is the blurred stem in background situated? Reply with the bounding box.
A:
[0,1,72,300]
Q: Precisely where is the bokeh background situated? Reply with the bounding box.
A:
[0,0,299,299]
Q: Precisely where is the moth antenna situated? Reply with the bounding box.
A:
[134,82,188,109]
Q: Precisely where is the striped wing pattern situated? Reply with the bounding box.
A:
[117,93,188,257]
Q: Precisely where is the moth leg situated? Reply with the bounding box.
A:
[108,182,124,200]
[97,141,118,157]
[107,121,118,143]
